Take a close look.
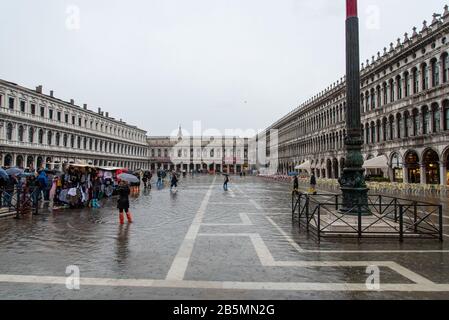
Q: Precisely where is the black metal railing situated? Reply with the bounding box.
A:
[292,191,443,242]
[0,187,40,218]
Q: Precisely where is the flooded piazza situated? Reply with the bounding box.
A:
[0,175,448,300]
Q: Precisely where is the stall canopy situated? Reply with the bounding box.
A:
[295,161,311,171]
[363,155,388,169]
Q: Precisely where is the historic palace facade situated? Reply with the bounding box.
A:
[269,6,449,186]
[0,79,149,171]
[148,127,250,174]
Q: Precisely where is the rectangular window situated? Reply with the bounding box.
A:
[57,111,61,121]
[49,109,53,120]
[72,116,75,125]
[9,97,14,109]
[65,114,69,123]
[78,118,82,126]
[0,94,2,107]
[31,104,36,114]
[40,106,45,117]
[20,101,26,112]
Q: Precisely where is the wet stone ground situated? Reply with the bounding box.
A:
[0,175,449,300]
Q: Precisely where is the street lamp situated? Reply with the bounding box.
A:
[339,0,370,214]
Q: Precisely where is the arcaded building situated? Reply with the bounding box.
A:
[0,80,149,171]
[269,6,449,185]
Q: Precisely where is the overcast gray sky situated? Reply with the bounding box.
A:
[0,0,445,136]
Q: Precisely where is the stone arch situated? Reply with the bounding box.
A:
[404,150,420,184]
[422,148,440,185]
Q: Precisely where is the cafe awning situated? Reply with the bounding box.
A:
[363,155,388,169]
[295,161,311,171]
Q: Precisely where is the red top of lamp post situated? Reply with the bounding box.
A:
[346,0,358,18]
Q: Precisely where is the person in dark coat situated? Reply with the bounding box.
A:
[310,173,317,195]
[223,174,229,191]
[293,175,299,192]
[117,180,132,224]
[170,171,178,191]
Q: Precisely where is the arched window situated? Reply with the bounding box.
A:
[389,79,395,103]
[422,106,430,135]
[444,53,449,83]
[404,72,410,97]
[397,114,402,139]
[432,104,440,133]
[382,82,388,105]
[431,59,440,87]
[370,122,375,143]
[444,100,449,130]
[389,116,395,140]
[422,63,429,90]
[382,118,387,141]
[412,109,419,136]
[28,127,34,143]
[6,123,13,141]
[404,112,410,138]
[47,131,52,145]
[71,135,75,148]
[38,129,44,144]
[376,86,381,108]
[412,68,419,94]
[63,134,68,147]
[18,125,24,142]
[89,139,93,150]
[396,75,402,100]
[370,88,376,109]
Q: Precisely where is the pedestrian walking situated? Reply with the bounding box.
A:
[117,180,133,225]
[309,173,317,195]
[170,171,178,192]
[293,175,299,193]
[223,174,229,191]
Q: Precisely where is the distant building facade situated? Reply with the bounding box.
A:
[147,127,250,173]
[265,6,449,185]
[0,79,149,171]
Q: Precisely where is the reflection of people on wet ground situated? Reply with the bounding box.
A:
[116,223,131,264]
[117,180,133,225]
[156,169,163,189]
[223,175,229,191]
[170,171,178,191]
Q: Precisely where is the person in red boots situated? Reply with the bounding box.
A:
[117,180,133,224]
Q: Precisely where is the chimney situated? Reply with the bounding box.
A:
[50,90,54,97]
[70,99,75,105]
[98,107,101,114]
[36,85,43,94]
[105,112,109,117]
[83,104,87,110]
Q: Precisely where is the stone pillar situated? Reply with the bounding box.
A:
[440,58,445,86]
[420,163,426,185]
[440,161,447,186]
[402,165,409,184]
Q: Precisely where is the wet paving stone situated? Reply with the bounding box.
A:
[0,175,448,299]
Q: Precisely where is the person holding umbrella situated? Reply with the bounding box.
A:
[117,180,133,225]
[117,173,139,224]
